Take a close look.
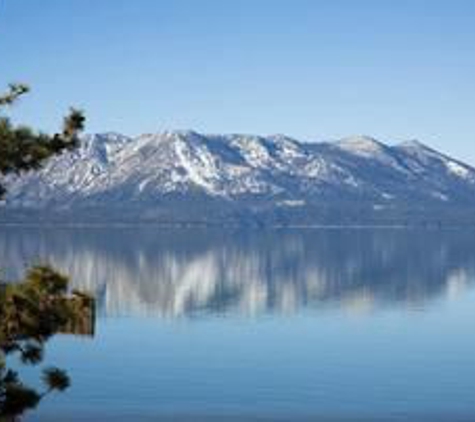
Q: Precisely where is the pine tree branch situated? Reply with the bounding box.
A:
[0,84,29,108]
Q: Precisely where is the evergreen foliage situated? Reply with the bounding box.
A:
[0,267,94,420]
[0,85,93,421]
[0,83,85,196]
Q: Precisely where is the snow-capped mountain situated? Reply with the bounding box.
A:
[2,131,475,225]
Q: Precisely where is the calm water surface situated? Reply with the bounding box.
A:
[1,227,475,421]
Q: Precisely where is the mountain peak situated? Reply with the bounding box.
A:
[84,132,129,144]
[335,136,387,157]
[164,129,201,138]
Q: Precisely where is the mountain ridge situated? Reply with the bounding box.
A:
[2,131,475,226]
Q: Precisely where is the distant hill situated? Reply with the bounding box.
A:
[2,131,475,226]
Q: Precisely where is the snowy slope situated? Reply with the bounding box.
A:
[3,131,475,224]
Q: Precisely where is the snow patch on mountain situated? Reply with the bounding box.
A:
[336,136,385,157]
[446,161,472,180]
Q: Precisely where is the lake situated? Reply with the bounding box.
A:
[2,227,475,421]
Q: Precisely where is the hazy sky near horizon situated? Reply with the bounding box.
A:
[1,1,475,162]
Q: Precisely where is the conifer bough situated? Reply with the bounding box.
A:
[0,84,93,421]
[0,83,85,196]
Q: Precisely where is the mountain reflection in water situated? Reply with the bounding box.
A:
[0,227,474,318]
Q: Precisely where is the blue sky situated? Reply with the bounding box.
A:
[1,0,475,162]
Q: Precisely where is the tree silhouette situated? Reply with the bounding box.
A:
[0,83,84,195]
[0,84,94,421]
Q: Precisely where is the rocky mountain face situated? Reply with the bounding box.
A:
[2,131,475,225]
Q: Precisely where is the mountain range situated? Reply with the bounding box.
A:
[2,131,475,225]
